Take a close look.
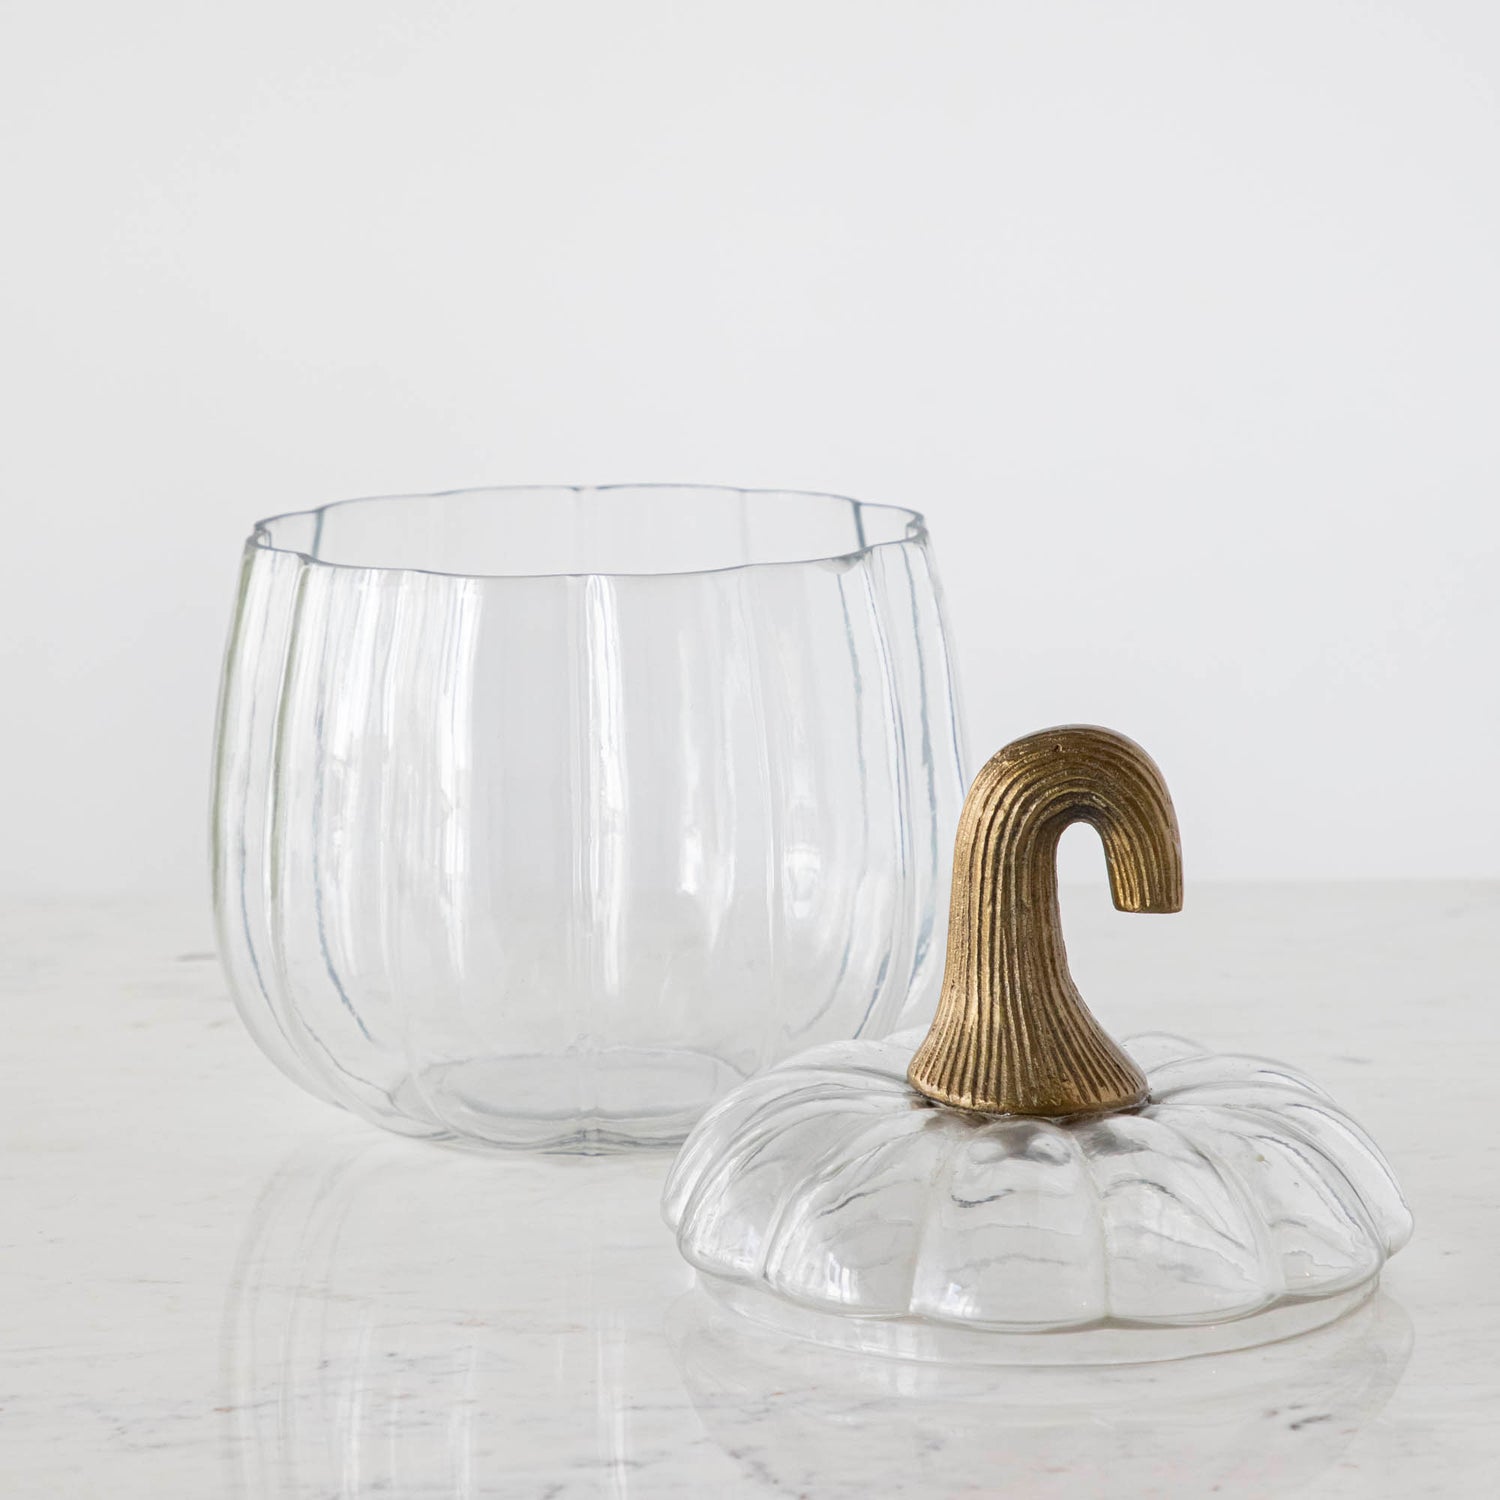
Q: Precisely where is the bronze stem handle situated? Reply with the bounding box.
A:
[907,726,1183,1119]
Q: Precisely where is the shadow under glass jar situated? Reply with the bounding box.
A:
[212,485,966,1150]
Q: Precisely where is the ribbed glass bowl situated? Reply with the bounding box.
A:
[212,485,965,1151]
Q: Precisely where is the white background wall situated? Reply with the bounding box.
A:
[2,0,1496,899]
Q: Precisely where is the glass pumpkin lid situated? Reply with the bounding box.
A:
[663,727,1412,1364]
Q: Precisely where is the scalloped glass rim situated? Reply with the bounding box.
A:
[700,1270,1381,1366]
[248,483,929,582]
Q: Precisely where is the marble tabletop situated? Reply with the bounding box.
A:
[2,883,1496,1497]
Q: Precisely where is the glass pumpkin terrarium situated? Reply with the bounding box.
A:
[665,726,1412,1363]
[212,485,965,1152]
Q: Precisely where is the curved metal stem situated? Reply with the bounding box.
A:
[908,725,1183,1119]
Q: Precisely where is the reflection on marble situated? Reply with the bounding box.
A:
[669,1287,1414,1500]
[225,1129,1411,1499]
[223,1137,697,1498]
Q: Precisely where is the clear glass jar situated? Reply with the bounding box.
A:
[212,486,965,1150]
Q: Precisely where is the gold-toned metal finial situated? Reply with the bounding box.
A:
[907,725,1183,1119]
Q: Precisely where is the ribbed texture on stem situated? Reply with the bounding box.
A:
[907,725,1182,1119]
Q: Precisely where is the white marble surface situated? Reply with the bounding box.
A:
[1,884,1496,1496]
